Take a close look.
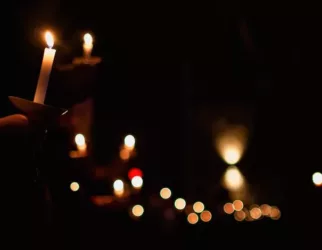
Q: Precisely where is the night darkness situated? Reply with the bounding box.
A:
[2,1,322,248]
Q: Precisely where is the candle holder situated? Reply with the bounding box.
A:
[9,95,68,171]
[9,96,67,124]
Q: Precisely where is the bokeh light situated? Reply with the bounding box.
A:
[200,210,212,222]
[75,133,86,147]
[223,203,234,214]
[70,182,79,192]
[223,147,241,165]
[187,213,199,224]
[233,200,244,211]
[223,166,244,191]
[312,172,322,186]
[83,33,93,44]
[124,134,135,149]
[160,188,172,199]
[250,206,262,220]
[113,179,124,191]
[234,210,246,221]
[270,206,281,220]
[174,198,186,210]
[120,148,130,160]
[128,168,143,180]
[132,204,144,217]
[193,201,205,213]
[215,124,248,165]
[260,204,271,216]
[131,176,143,188]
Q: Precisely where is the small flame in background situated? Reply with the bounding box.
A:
[84,33,93,45]
[213,120,251,202]
[214,121,248,165]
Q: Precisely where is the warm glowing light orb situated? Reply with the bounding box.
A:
[223,166,244,191]
[124,134,135,148]
[312,172,322,186]
[174,198,186,210]
[193,201,205,213]
[113,179,124,191]
[70,182,79,192]
[131,176,143,188]
[160,187,172,199]
[132,204,144,217]
[84,33,93,45]
[75,134,85,146]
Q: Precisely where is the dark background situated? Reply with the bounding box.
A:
[3,1,322,247]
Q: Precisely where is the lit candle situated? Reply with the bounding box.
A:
[34,31,56,104]
[83,33,93,59]
[75,133,87,156]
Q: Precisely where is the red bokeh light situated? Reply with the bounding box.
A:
[128,168,143,180]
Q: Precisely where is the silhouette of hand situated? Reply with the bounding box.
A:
[0,114,30,175]
[0,114,50,248]
[0,114,28,132]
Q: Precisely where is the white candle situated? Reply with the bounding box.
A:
[83,33,93,59]
[34,31,56,104]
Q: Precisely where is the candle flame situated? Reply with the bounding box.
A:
[84,33,93,45]
[45,31,54,48]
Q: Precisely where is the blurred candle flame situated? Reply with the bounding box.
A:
[45,31,54,48]
[214,123,248,165]
[84,33,93,45]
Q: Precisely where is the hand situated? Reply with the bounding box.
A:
[0,114,50,245]
[0,114,29,132]
[0,114,30,173]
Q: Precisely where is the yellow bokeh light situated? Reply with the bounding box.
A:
[75,134,86,146]
[260,204,271,216]
[234,210,246,221]
[312,172,322,186]
[223,146,241,165]
[215,125,248,165]
[174,198,186,210]
[193,201,205,213]
[114,189,124,197]
[160,188,171,199]
[244,208,254,221]
[124,134,135,149]
[223,166,244,191]
[250,207,262,220]
[83,33,93,45]
[187,213,199,224]
[270,206,281,220]
[233,200,244,211]
[45,31,54,48]
[70,182,79,192]
[200,210,212,222]
[132,204,144,217]
[223,203,234,214]
[113,179,124,191]
[131,176,143,188]
[119,148,130,160]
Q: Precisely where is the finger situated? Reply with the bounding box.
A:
[0,114,29,130]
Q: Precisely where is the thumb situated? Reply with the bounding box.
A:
[0,114,29,131]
